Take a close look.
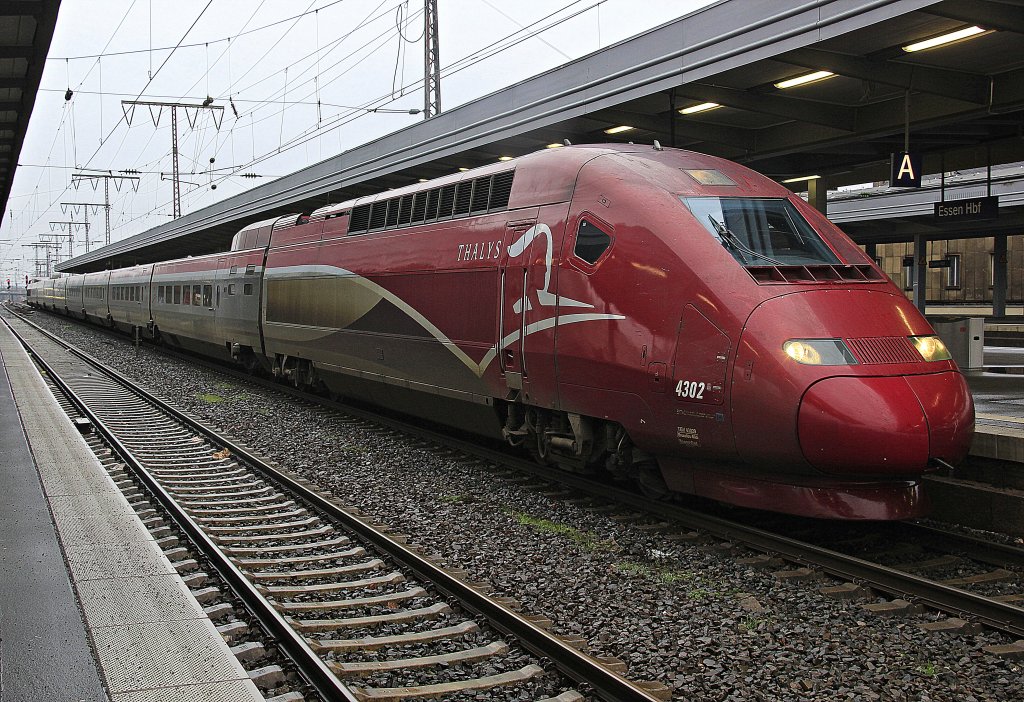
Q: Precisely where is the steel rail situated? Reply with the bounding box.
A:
[14,305,1024,637]
[136,334,1024,638]
[141,332,1024,637]
[1,313,361,702]
[3,308,665,702]
[897,521,1024,570]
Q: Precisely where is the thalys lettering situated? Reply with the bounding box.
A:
[457,240,501,261]
[28,143,974,520]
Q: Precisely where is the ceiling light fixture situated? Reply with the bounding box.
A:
[903,25,986,52]
[546,143,563,149]
[679,102,721,115]
[498,156,513,161]
[604,125,634,134]
[774,71,835,90]
[781,174,821,184]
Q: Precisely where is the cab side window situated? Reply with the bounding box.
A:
[574,219,613,265]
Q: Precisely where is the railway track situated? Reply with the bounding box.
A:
[11,306,1024,663]
[1,308,671,702]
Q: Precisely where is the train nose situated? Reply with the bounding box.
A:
[798,371,974,475]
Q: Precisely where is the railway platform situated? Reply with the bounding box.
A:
[0,322,264,702]
[925,346,1024,535]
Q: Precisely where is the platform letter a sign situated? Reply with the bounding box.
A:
[891,152,922,188]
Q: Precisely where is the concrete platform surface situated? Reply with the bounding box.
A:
[0,321,264,702]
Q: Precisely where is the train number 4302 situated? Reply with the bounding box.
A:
[675,380,705,399]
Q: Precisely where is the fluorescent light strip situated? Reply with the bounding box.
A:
[604,125,634,134]
[546,143,563,149]
[903,26,985,52]
[774,71,835,90]
[679,102,721,115]
[498,156,513,161]
[781,174,821,184]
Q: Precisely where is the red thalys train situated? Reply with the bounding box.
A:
[28,144,974,520]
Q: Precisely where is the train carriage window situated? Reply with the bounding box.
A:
[173,285,181,304]
[158,286,165,303]
[245,264,255,275]
[183,286,191,305]
[129,287,135,302]
[453,181,473,216]
[489,171,514,211]
[192,285,202,306]
[438,184,457,218]
[243,283,254,295]
[348,204,371,234]
[227,283,236,295]
[410,192,427,223]
[397,195,413,225]
[216,286,220,307]
[681,197,840,267]
[470,176,490,213]
[385,198,400,228]
[574,220,613,264]
[203,285,213,307]
[229,265,238,275]
[424,189,440,221]
[368,200,388,230]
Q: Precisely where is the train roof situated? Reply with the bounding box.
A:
[308,143,791,222]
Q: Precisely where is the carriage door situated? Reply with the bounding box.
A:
[214,257,230,344]
[499,219,538,391]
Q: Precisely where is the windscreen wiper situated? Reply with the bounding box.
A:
[708,215,784,266]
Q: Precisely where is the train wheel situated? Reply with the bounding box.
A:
[635,462,671,500]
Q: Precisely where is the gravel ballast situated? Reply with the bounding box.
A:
[22,309,1024,701]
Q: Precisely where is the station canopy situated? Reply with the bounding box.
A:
[57,0,1024,272]
[0,1,60,227]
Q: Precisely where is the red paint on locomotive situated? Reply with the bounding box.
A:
[30,144,974,519]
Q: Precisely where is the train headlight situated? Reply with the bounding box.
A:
[783,339,857,366]
[910,335,952,362]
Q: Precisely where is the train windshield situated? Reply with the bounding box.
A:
[681,197,840,267]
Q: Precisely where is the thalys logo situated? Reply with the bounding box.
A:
[506,224,592,312]
[457,240,501,261]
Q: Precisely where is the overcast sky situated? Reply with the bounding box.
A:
[0,0,715,281]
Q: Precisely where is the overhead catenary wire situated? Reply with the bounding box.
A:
[209,0,603,179]
[15,0,216,245]
[18,0,607,258]
[114,0,606,226]
[47,0,352,62]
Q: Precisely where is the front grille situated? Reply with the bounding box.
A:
[846,336,920,365]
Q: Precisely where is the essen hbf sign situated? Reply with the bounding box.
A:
[934,196,999,222]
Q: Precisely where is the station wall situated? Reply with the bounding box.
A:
[870,235,1023,306]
